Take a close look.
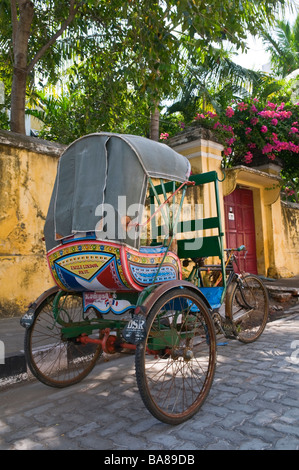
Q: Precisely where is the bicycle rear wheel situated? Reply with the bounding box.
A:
[24,291,102,388]
[226,274,269,343]
[135,288,216,425]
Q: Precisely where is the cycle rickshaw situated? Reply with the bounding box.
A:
[21,133,268,425]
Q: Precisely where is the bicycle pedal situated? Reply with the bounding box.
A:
[222,319,238,339]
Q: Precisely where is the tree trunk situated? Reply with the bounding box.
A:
[10,0,34,134]
[10,67,28,134]
[150,104,160,141]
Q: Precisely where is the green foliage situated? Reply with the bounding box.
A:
[28,76,151,144]
[261,12,299,77]
[165,52,267,125]
[0,0,288,135]
[0,109,10,130]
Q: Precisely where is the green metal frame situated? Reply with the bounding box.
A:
[51,290,138,340]
[148,171,226,302]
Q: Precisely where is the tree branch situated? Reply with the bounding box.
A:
[27,0,85,74]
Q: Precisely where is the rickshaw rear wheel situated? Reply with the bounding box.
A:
[135,287,216,425]
[24,291,102,388]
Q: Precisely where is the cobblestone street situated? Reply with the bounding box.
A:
[0,312,298,451]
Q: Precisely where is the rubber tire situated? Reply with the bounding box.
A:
[135,287,217,425]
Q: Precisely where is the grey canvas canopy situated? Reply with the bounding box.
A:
[44,133,191,251]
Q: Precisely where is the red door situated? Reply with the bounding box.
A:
[224,188,258,274]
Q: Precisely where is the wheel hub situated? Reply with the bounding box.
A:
[171,347,193,361]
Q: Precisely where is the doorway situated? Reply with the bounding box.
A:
[224,188,258,274]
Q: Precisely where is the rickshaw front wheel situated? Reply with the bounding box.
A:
[24,291,102,388]
[135,287,216,425]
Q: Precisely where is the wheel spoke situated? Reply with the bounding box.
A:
[135,288,216,424]
[24,292,102,388]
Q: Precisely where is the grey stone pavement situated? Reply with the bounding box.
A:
[0,306,298,451]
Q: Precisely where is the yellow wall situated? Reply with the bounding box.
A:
[0,130,64,316]
[279,201,299,277]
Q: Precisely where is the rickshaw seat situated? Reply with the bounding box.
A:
[177,235,224,309]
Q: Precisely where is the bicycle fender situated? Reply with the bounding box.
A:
[20,286,60,329]
[137,279,212,318]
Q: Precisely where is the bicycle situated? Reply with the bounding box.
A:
[183,245,269,343]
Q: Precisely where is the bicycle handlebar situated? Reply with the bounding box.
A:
[224,245,246,252]
[237,245,246,251]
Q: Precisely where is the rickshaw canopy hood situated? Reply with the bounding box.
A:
[44,133,191,251]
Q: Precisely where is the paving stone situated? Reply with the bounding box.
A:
[275,436,299,450]
[239,438,271,450]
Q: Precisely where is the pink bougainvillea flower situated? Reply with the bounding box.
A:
[226,107,235,117]
[224,147,232,156]
[250,117,259,125]
[277,102,285,111]
[222,124,234,133]
[273,140,289,151]
[213,121,222,129]
[262,143,274,154]
[271,118,278,126]
[278,110,292,119]
[244,151,253,163]
[289,127,298,134]
[251,104,258,113]
[267,153,276,160]
[237,102,248,111]
[160,133,169,140]
[226,137,235,146]
[194,113,205,120]
[288,142,299,152]
[261,125,268,133]
[259,110,274,118]
[245,127,252,135]
[248,142,257,149]
[226,107,234,117]
[267,101,276,110]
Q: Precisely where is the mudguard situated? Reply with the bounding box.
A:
[135,279,212,318]
[20,285,60,329]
